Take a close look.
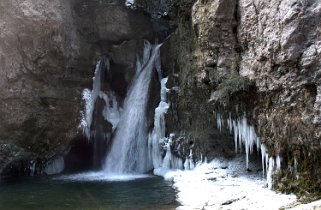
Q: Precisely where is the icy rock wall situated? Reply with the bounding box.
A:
[149,77,184,176]
[216,112,281,189]
[162,0,321,192]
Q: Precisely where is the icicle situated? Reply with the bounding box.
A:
[216,113,222,132]
[189,149,195,170]
[227,112,233,134]
[256,137,261,153]
[260,144,267,176]
[215,112,275,180]
[276,155,281,171]
[237,119,242,152]
[267,157,275,189]
[233,120,238,152]
[184,159,190,170]
[293,156,298,179]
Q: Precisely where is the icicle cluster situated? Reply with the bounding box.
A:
[222,112,261,169]
[216,112,282,189]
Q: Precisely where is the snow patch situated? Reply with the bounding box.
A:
[163,158,297,210]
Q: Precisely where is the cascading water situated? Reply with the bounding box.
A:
[103,41,161,174]
[80,56,123,169]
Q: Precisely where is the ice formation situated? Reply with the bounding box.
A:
[183,149,195,170]
[80,58,109,139]
[125,0,135,7]
[80,56,122,140]
[99,91,121,131]
[149,77,184,176]
[217,112,281,189]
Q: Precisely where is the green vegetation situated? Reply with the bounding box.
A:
[209,74,254,105]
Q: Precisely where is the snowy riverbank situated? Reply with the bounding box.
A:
[162,157,320,210]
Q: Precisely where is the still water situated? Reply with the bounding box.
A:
[0,174,178,210]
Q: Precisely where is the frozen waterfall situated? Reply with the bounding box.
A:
[103,41,161,174]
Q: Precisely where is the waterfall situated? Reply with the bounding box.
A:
[103,41,161,174]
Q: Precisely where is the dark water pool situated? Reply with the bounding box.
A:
[0,174,178,210]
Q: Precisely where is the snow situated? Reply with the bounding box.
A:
[162,158,298,210]
[287,200,321,210]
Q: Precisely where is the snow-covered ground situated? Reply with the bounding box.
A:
[162,157,320,210]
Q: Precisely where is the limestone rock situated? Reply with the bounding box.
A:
[0,0,159,177]
[165,0,321,193]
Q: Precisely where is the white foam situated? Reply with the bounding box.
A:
[56,172,151,182]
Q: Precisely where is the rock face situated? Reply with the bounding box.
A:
[0,0,82,178]
[163,0,321,194]
[1,0,320,196]
[0,0,161,177]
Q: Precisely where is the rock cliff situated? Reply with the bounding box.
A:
[0,0,161,177]
[1,0,320,197]
[163,0,321,195]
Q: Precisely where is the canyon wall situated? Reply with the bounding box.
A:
[1,0,320,196]
[0,0,159,177]
[162,0,321,194]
